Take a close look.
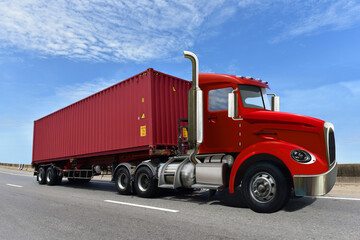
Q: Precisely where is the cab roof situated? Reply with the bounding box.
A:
[199,73,270,89]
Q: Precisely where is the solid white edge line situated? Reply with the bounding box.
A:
[104,200,179,213]
[316,196,360,201]
[6,184,23,188]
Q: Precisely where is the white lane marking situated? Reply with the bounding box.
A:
[316,196,360,201]
[6,184,23,188]
[104,200,179,213]
[0,170,33,177]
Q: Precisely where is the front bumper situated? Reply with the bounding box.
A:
[293,162,338,196]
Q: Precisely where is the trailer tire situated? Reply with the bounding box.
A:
[115,168,132,195]
[37,167,46,185]
[46,167,58,186]
[134,167,158,198]
[241,162,290,213]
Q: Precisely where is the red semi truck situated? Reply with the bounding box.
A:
[32,51,337,213]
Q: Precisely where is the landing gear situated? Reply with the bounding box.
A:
[241,162,290,213]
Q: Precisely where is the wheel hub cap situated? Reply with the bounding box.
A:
[250,172,276,203]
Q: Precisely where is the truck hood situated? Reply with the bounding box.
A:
[243,110,325,128]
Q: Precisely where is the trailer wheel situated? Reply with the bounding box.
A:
[241,162,290,213]
[37,167,46,185]
[46,167,58,186]
[115,168,132,195]
[134,167,158,198]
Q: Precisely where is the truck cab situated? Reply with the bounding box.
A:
[196,72,337,212]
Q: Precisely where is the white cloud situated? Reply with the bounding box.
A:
[0,0,230,62]
[272,0,360,42]
[55,78,118,104]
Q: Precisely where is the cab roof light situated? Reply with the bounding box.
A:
[236,75,268,84]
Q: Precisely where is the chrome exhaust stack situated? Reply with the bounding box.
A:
[184,51,203,164]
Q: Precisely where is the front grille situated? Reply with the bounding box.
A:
[324,122,336,167]
[328,130,336,166]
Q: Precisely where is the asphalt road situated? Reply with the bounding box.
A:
[1,168,359,240]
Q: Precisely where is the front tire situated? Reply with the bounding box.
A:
[241,162,290,213]
[115,168,132,195]
[134,167,158,198]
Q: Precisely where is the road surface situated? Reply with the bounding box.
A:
[0,167,359,240]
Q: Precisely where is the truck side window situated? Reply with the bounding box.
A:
[208,87,233,112]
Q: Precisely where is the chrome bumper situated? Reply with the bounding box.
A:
[293,162,338,196]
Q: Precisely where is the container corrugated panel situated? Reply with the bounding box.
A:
[32,69,191,164]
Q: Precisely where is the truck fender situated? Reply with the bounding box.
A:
[112,162,137,181]
[134,161,159,179]
[228,141,304,194]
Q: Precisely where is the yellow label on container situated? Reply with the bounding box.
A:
[142,98,144,103]
[172,86,176,92]
[182,128,188,138]
[141,113,145,119]
[140,125,146,137]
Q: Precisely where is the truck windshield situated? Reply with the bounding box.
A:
[239,85,270,110]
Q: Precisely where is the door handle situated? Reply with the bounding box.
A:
[208,116,217,123]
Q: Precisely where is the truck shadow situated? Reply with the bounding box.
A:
[57,180,316,212]
[158,188,317,212]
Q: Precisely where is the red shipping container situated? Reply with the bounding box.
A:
[32,68,191,164]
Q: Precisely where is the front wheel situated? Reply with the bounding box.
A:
[134,167,158,198]
[241,162,290,213]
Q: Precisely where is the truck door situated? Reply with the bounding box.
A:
[202,86,240,153]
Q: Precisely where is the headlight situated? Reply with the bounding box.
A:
[291,150,315,164]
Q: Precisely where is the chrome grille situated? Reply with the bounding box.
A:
[324,122,336,168]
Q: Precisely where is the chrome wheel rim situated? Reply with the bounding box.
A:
[46,170,51,183]
[138,173,150,192]
[117,173,128,190]
[38,169,44,182]
[250,172,276,203]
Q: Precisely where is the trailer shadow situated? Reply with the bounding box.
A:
[57,179,118,193]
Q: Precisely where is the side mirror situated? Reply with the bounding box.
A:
[228,92,238,118]
[270,94,280,112]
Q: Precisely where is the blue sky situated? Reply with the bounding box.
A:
[0,0,359,164]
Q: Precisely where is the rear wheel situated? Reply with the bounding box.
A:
[134,167,158,198]
[241,162,290,213]
[37,167,46,185]
[46,167,58,185]
[115,168,132,195]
